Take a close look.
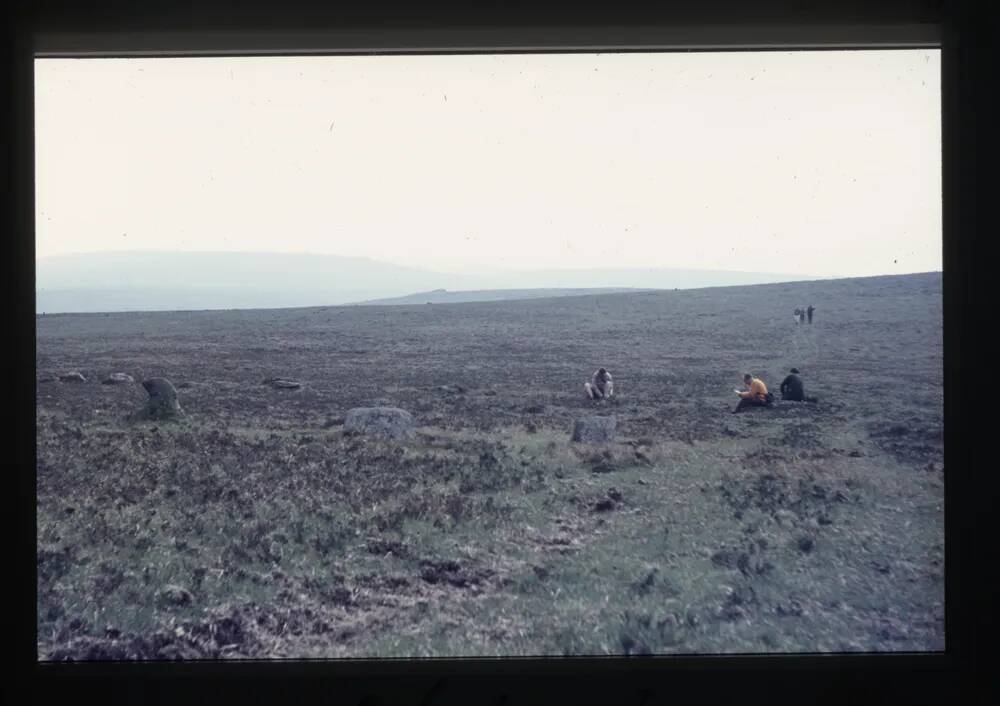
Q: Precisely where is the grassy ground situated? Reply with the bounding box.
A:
[36,272,944,659]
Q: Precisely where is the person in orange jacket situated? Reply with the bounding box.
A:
[733,373,772,413]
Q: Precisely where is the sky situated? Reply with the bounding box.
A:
[34,50,941,278]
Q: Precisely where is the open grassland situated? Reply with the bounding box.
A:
[36,273,944,659]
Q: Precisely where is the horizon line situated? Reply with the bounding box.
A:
[34,248,844,279]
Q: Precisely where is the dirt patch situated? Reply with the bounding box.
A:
[867,419,944,467]
[717,470,853,527]
[418,558,494,589]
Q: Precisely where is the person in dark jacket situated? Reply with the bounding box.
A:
[780,368,817,402]
[807,305,815,324]
[780,368,805,401]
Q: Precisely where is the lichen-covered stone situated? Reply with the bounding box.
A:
[343,407,415,440]
[571,416,617,443]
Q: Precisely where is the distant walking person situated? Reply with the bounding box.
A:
[807,304,815,324]
[585,368,614,400]
[793,307,802,324]
[799,308,806,325]
[733,373,772,413]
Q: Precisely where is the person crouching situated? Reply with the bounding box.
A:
[585,368,614,400]
[733,373,772,413]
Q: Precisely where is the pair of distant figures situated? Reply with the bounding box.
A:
[793,305,816,324]
[733,368,817,413]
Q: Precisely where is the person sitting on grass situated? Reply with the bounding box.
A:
[585,368,614,400]
[780,367,806,401]
[733,373,772,413]
[780,368,818,402]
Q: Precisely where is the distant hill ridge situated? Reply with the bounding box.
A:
[351,287,655,306]
[36,250,816,313]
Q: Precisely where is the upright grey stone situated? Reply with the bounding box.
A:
[344,407,414,440]
[142,378,183,419]
[571,416,617,443]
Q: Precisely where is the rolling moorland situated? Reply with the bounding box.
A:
[36,272,943,659]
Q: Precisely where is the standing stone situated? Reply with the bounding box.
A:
[142,378,183,419]
[343,407,414,440]
[571,416,617,443]
[102,373,135,385]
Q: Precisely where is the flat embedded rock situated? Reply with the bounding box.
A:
[264,378,302,389]
[343,407,415,440]
[102,373,135,385]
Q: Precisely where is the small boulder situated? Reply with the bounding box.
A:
[59,372,87,383]
[590,460,616,473]
[102,373,135,385]
[876,619,909,642]
[571,416,617,443]
[343,407,415,440]
[157,584,193,607]
[142,378,183,419]
[593,498,616,512]
[774,509,799,528]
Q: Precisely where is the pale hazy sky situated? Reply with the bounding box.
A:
[34,50,941,277]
